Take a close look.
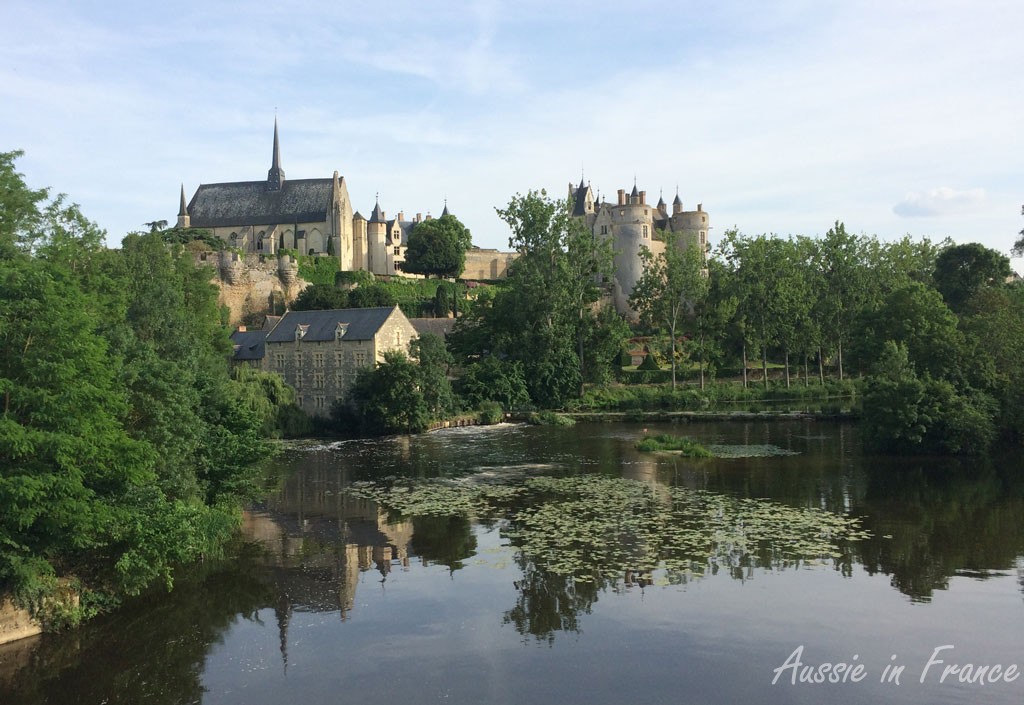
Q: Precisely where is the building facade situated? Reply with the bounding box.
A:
[569,179,709,318]
[179,121,513,281]
[258,306,418,416]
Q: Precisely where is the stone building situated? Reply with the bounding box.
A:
[569,179,709,318]
[179,121,514,281]
[261,306,418,416]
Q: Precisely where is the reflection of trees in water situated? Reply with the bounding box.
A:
[0,541,274,705]
[854,456,1024,602]
[411,515,477,572]
[503,553,603,644]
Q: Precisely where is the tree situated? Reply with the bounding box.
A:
[629,230,706,389]
[0,150,47,255]
[932,242,1011,314]
[1013,204,1024,257]
[402,214,473,279]
[347,351,430,434]
[814,222,872,380]
[410,333,456,418]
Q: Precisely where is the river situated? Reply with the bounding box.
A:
[2,420,1024,704]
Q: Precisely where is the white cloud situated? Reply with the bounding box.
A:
[893,188,988,218]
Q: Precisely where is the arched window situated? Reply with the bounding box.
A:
[256,232,265,251]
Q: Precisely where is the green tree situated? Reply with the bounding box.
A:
[629,231,706,389]
[402,213,473,278]
[348,351,430,434]
[814,222,872,380]
[410,333,456,418]
[932,242,1011,314]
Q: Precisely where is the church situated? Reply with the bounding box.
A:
[177,121,515,280]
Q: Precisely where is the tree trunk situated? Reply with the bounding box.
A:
[761,345,769,390]
[670,325,677,391]
[784,349,791,388]
[699,333,706,391]
[818,347,825,385]
[742,343,748,389]
[803,355,809,386]
[837,340,844,381]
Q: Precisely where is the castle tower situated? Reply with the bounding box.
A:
[176,184,190,228]
[267,118,285,191]
[366,197,388,275]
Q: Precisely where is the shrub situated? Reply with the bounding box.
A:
[477,401,505,425]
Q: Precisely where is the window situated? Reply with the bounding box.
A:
[256,232,265,251]
[394,246,401,256]
[313,352,325,368]
[334,351,344,366]
[274,352,285,368]
[294,352,303,366]
[313,373,325,389]
[600,225,608,235]
[395,331,403,347]
[643,225,648,238]
[335,323,348,341]
[355,351,367,366]
[315,396,325,409]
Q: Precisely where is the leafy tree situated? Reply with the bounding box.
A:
[814,222,872,380]
[347,351,430,434]
[453,356,530,411]
[0,150,47,255]
[932,242,1011,314]
[402,213,473,278]
[410,333,456,418]
[347,284,397,308]
[629,230,706,389]
[1013,204,1024,257]
[292,283,349,311]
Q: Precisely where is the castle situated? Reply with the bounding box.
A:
[177,120,515,281]
[569,179,709,317]
[175,121,707,320]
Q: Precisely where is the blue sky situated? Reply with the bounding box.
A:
[2,0,1022,262]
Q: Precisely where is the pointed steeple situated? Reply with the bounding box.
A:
[267,118,285,191]
[176,184,190,228]
[369,194,384,223]
[672,187,683,215]
[441,199,450,217]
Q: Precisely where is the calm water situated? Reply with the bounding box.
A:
[3,420,1024,705]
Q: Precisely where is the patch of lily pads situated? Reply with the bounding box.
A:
[346,474,869,583]
[707,444,800,458]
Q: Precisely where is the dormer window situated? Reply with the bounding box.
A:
[335,323,349,341]
[295,324,308,341]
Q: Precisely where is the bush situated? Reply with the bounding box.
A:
[477,401,505,425]
[527,411,576,426]
[635,434,713,457]
[638,353,660,370]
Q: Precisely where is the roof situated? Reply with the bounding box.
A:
[266,307,403,343]
[409,318,456,339]
[231,329,267,361]
[571,182,591,217]
[188,178,333,228]
[368,200,385,224]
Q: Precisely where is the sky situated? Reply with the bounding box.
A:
[2,0,1022,263]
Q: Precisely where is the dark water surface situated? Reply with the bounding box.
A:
[3,420,1024,704]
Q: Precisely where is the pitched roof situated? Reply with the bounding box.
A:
[231,329,268,361]
[266,307,402,343]
[188,178,333,228]
[571,182,591,217]
[409,318,456,338]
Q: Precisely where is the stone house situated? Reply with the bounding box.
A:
[262,306,418,416]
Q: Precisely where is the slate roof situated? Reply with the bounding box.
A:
[231,329,268,361]
[188,178,333,228]
[265,307,400,343]
[409,318,456,339]
[387,220,416,246]
[571,180,590,217]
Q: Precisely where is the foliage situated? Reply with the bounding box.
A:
[637,353,660,370]
[296,255,340,285]
[410,333,456,418]
[527,411,576,426]
[157,227,223,251]
[0,152,276,622]
[454,356,531,411]
[292,282,397,311]
[346,351,431,435]
[476,401,505,425]
[635,435,712,456]
[402,213,473,278]
[630,230,708,389]
[933,242,1011,314]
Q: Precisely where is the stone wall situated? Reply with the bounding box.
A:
[194,252,310,326]
[0,598,40,646]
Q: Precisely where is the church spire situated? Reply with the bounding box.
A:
[267,118,285,191]
[176,184,190,228]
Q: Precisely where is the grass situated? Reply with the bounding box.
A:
[635,434,713,457]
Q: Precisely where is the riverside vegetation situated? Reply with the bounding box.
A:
[2,151,1024,629]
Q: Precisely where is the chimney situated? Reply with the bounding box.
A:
[640,191,646,205]
[697,203,703,212]
[398,211,404,221]
[237,325,247,332]
[617,189,625,205]
[416,213,422,222]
